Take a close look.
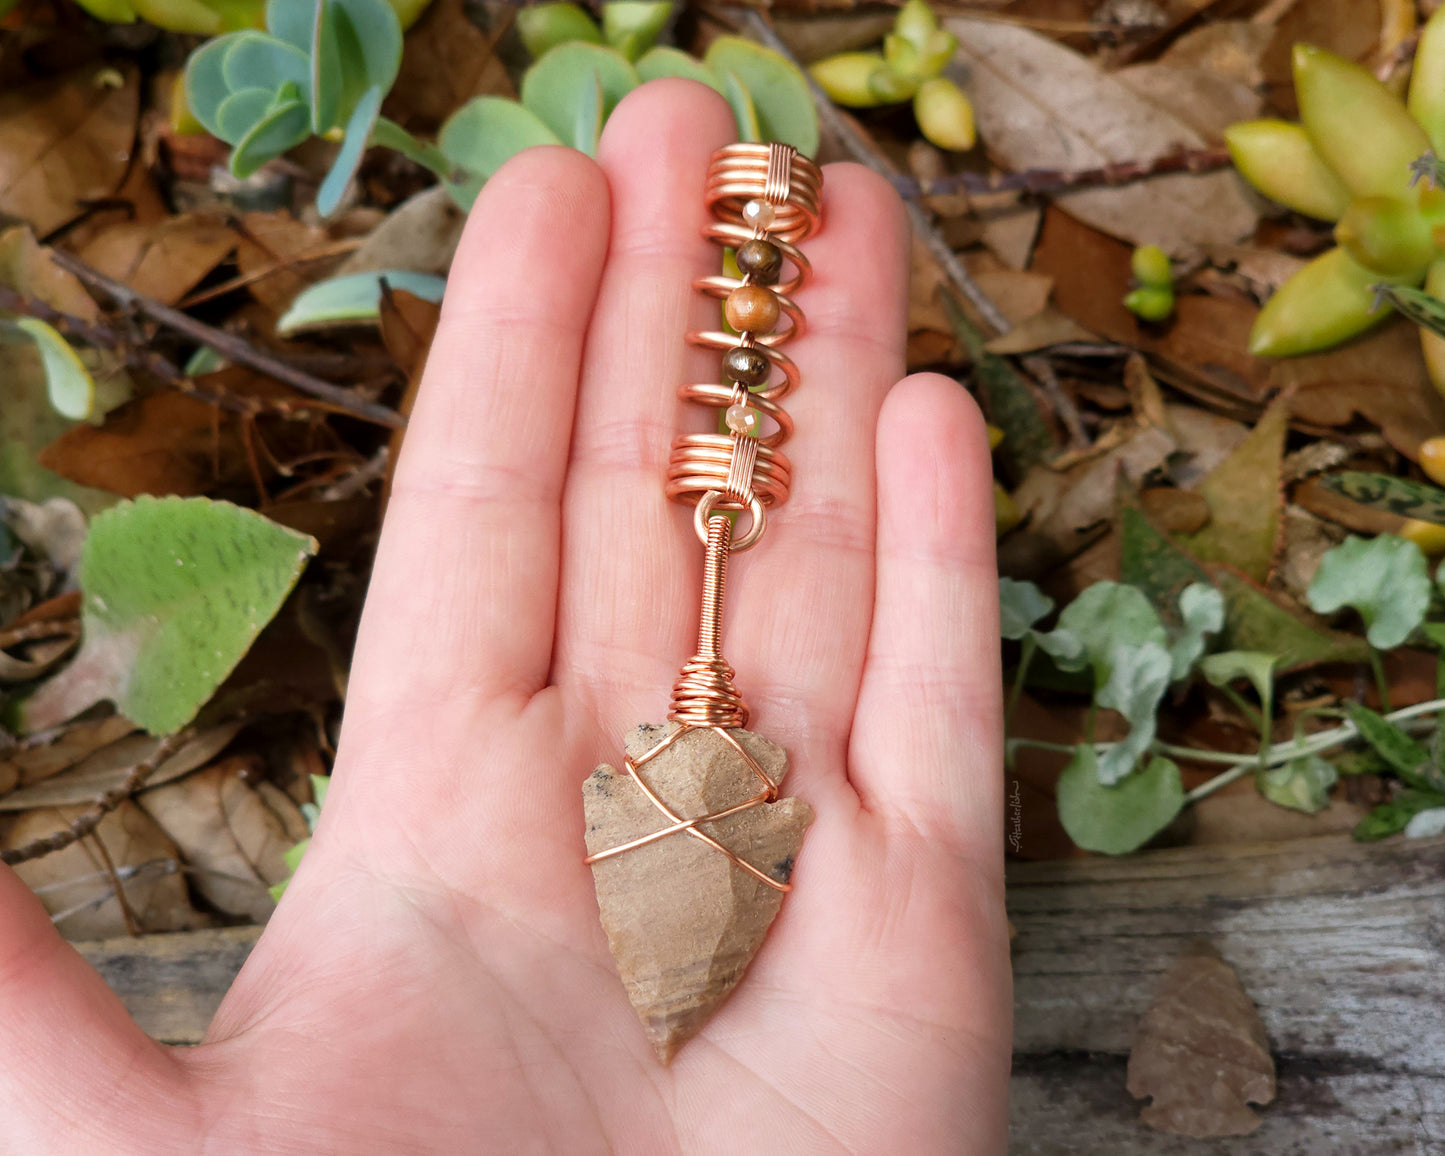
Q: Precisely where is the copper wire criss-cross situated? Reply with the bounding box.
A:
[582,142,823,892]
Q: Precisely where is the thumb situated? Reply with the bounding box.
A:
[0,864,188,1148]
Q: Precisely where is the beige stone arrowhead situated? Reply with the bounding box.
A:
[583,721,813,1063]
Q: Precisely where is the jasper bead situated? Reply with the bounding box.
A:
[736,239,783,285]
[723,346,770,386]
[725,284,780,334]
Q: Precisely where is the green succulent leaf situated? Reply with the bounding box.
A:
[636,47,722,90]
[185,34,248,139]
[704,37,819,155]
[330,0,403,119]
[316,84,383,217]
[1411,5,1445,153]
[1095,640,1172,785]
[311,0,344,131]
[721,70,761,143]
[1259,752,1337,814]
[1318,471,1445,527]
[516,2,603,59]
[221,29,308,94]
[521,42,639,155]
[1167,582,1223,681]
[268,0,313,48]
[1056,746,1184,855]
[214,87,274,144]
[132,0,224,32]
[438,96,563,208]
[999,577,1052,641]
[8,318,97,421]
[1224,119,1352,222]
[602,1,672,62]
[19,496,316,736]
[75,0,139,20]
[1249,247,1393,358]
[1354,788,1445,841]
[1306,533,1430,649]
[276,269,447,335]
[230,95,311,177]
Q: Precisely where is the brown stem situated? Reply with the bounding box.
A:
[1,729,192,867]
[45,250,405,430]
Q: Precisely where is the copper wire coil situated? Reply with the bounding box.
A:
[705,143,822,244]
[667,433,792,507]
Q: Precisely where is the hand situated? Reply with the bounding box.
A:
[0,81,1010,1155]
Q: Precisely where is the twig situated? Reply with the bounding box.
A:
[46,250,405,430]
[1022,355,1088,449]
[889,146,1232,201]
[1,729,192,867]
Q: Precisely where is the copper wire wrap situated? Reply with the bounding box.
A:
[586,144,821,892]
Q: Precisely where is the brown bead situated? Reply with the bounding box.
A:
[736,239,783,286]
[725,285,780,335]
[723,346,770,387]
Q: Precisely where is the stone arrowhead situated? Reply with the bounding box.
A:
[583,721,813,1063]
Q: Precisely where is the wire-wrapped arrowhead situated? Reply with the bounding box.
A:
[583,721,813,1062]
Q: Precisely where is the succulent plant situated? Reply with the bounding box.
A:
[809,0,974,152]
[74,0,430,34]
[1227,11,1445,388]
[1124,244,1175,322]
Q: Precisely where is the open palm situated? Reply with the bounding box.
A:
[0,81,1010,1155]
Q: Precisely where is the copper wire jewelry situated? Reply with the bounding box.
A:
[581,142,822,1062]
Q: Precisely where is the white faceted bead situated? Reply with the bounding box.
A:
[726,403,761,437]
[742,199,776,230]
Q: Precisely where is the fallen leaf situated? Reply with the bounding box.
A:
[0,714,136,792]
[1127,941,1276,1137]
[234,211,343,316]
[1164,403,1251,488]
[1262,0,1380,114]
[137,756,308,922]
[384,0,513,132]
[337,185,466,278]
[1175,393,1290,582]
[980,206,1043,272]
[1115,63,1263,142]
[950,18,1258,251]
[1140,487,1210,533]
[73,213,236,306]
[0,66,139,236]
[7,800,204,939]
[1212,565,1370,671]
[1156,21,1271,88]
[983,308,1097,355]
[0,226,100,320]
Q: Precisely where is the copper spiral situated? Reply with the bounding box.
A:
[663,142,823,729]
[665,142,823,554]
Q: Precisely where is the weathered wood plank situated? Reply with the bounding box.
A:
[77,925,261,1045]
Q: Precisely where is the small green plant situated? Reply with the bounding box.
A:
[182,0,817,218]
[1123,244,1175,322]
[269,773,329,900]
[1226,7,1445,390]
[1005,528,1445,854]
[809,0,974,152]
[73,0,431,34]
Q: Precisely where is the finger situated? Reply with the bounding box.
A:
[0,866,186,1147]
[728,165,909,798]
[850,374,1003,853]
[349,146,610,709]
[554,80,737,722]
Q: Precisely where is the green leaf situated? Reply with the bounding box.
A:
[438,96,563,208]
[721,70,761,143]
[703,37,819,155]
[230,96,311,177]
[1118,506,1211,626]
[1175,395,1287,583]
[521,42,639,155]
[185,33,246,137]
[1212,568,1369,670]
[1306,533,1430,649]
[221,30,309,94]
[214,87,274,144]
[1095,640,1172,785]
[1353,788,1445,841]
[601,1,672,61]
[9,318,97,421]
[1374,279,1445,341]
[1200,650,1279,714]
[1168,582,1223,681]
[999,577,1052,640]
[19,496,316,736]
[1424,621,1445,698]
[276,269,446,335]
[1057,747,1184,855]
[636,46,722,90]
[1404,806,1445,837]
[1318,471,1445,527]
[267,0,313,48]
[310,0,343,131]
[315,84,383,217]
[1343,701,1445,791]
[1259,752,1337,813]
[516,2,603,59]
[1036,581,1167,686]
[332,0,403,101]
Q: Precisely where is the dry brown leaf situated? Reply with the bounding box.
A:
[0,227,99,319]
[1262,0,1380,113]
[950,18,1258,251]
[73,213,235,306]
[1156,21,1272,87]
[385,0,513,131]
[138,757,308,922]
[0,723,242,812]
[1189,773,1365,843]
[1140,487,1209,533]
[0,715,136,792]
[1127,941,1276,1137]
[8,800,204,939]
[235,211,341,315]
[983,308,1097,354]
[1164,403,1251,487]
[1114,63,1262,142]
[0,66,139,236]
[980,207,1043,272]
[338,185,466,277]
